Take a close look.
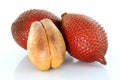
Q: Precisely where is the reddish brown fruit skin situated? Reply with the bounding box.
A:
[61,13,108,64]
[11,9,61,49]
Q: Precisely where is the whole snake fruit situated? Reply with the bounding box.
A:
[61,13,108,64]
[11,9,61,49]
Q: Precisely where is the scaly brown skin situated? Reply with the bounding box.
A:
[11,9,61,49]
[27,19,66,71]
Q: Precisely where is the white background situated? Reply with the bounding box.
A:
[0,0,120,80]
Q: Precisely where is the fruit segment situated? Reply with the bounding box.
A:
[27,19,66,70]
[61,13,108,64]
[40,19,66,68]
[27,21,51,70]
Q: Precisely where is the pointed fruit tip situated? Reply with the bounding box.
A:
[61,13,67,18]
[97,57,107,65]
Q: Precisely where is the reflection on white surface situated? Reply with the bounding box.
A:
[14,54,109,80]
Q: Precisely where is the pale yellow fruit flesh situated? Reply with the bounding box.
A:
[27,19,66,70]
[41,19,66,68]
[27,21,51,70]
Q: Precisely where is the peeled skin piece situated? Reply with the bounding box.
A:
[27,19,66,70]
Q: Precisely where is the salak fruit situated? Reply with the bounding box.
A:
[27,19,66,70]
[11,9,61,49]
[61,13,108,64]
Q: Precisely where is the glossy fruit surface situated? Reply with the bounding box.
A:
[11,9,61,49]
[61,13,108,64]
